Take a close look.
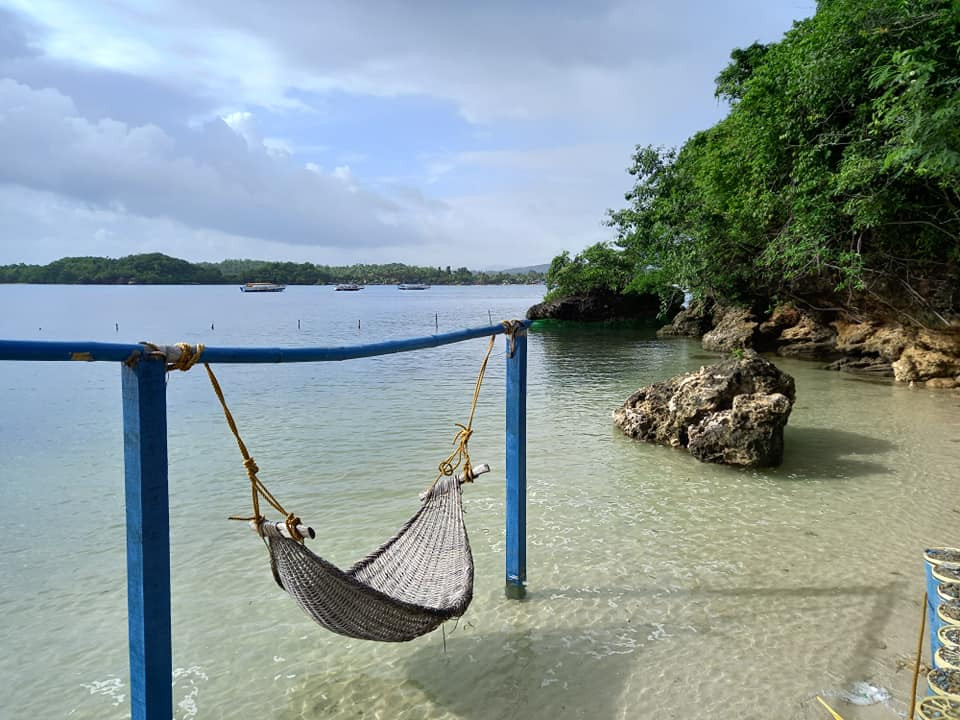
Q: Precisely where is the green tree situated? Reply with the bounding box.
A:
[583,0,960,325]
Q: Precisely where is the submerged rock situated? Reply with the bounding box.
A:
[613,351,795,467]
[825,356,895,377]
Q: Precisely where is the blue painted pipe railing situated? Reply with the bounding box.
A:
[0,320,530,720]
[0,323,517,363]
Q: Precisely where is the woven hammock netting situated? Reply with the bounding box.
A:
[260,473,473,642]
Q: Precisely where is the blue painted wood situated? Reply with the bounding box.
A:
[0,322,530,364]
[504,327,528,598]
[122,357,172,720]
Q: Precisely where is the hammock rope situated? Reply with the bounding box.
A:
[429,331,497,494]
[150,324,516,641]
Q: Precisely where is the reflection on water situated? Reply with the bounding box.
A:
[1,286,958,719]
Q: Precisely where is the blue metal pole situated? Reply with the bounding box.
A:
[0,323,515,364]
[122,357,172,720]
[505,327,528,599]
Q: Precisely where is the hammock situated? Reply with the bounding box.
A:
[160,328,516,642]
[258,471,474,641]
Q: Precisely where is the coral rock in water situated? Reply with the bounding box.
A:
[613,350,795,467]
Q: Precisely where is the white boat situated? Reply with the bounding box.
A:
[240,282,286,292]
[398,283,430,290]
[335,283,364,291]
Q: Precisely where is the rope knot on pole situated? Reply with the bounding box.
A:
[501,320,526,358]
[132,342,206,371]
[168,343,204,372]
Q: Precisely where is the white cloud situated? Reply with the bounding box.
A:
[332,164,355,188]
[0,78,623,268]
[262,137,293,157]
[7,0,813,128]
[0,78,436,250]
[221,110,260,146]
[0,139,629,269]
[0,0,816,268]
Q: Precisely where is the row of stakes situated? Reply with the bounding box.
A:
[110,312,497,334]
[917,547,960,719]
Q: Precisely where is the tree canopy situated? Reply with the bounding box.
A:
[551,0,959,326]
[0,254,545,286]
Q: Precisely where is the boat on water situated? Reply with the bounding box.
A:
[398,283,430,290]
[240,282,286,292]
[335,283,364,291]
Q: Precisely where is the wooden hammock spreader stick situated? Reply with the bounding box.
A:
[250,463,491,541]
[420,463,490,501]
[250,519,317,540]
[461,462,491,482]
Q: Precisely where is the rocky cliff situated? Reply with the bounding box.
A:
[656,300,960,388]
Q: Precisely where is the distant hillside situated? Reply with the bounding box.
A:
[0,253,546,286]
[485,263,549,275]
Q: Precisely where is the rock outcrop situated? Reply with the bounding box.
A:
[656,298,715,337]
[893,347,960,384]
[701,306,759,352]
[657,299,960,386]
[613,351,795,467]
[526,291,681,322]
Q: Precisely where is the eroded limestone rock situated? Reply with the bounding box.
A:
[701,306,758,352]
[613,351,795,467]
[656,298,715,338]
[893,346,960,383]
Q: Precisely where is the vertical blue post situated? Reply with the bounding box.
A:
[122,357,172,720]
[505,327,528,598]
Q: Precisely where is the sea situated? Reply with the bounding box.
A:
[1,283,958,720]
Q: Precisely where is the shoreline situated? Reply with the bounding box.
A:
[658,300,960,388]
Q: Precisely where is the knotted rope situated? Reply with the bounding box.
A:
[427,321,522,493]
[150,341,304,541]
[431,333,496,492]
[202,362,304,542]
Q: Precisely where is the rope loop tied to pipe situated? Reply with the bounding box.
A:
[501,320,526,358]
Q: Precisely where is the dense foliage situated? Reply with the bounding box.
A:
[544,242,678,308]
[0,254,545,286]
[553,0,960,326]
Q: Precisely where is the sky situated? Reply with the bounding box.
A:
[0,1,815,269]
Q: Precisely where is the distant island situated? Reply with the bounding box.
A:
[0,253,545,286]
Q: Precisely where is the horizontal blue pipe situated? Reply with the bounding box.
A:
[0,321,530,364]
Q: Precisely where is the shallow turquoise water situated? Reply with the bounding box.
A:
[1,284,958,719]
